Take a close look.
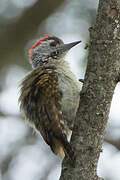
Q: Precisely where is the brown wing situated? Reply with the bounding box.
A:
[19,68,75,162]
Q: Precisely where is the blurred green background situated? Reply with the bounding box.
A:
[0,1,120,180]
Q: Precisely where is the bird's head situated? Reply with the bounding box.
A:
[29,34,81,69]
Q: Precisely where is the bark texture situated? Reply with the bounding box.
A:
[60,0,120,179]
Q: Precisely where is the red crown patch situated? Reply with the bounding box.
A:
[29,34,52,56]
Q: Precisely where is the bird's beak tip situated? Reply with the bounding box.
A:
[63,40,81,52]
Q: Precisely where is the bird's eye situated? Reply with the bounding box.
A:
[51,50,60,59]
[50,41,57,47]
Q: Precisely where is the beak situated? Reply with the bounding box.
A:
[62,40,81,52]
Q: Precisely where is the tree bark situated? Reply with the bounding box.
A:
[60,0,120,179]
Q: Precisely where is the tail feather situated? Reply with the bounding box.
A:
[52,137,76,165]
[52,137,65,158]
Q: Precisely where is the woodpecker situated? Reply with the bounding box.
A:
[19,35,82,162]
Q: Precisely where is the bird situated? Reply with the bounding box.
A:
[19,34,82,163]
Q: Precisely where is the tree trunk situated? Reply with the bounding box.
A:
[60,0,120,179]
